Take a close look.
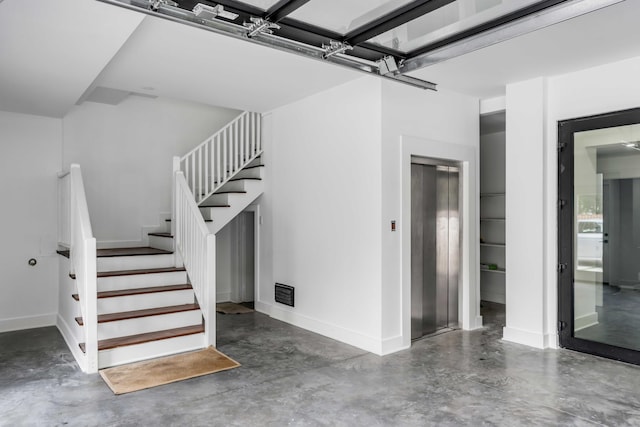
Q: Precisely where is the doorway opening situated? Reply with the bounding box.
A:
[558,107,640,365]
[216,209,257,311]
[411,157,460,340]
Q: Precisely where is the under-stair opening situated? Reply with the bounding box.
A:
[216,209,256,311]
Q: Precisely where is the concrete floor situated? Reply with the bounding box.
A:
[2,305,640,426]
[577,285,640,351]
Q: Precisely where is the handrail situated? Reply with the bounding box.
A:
[174,171,216,346]
[60,164,98,373]
[179,111,262,205]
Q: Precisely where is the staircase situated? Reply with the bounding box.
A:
[58,111,263,373]
[60,245,205,368]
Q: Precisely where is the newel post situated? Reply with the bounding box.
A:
[206,233,217,348]
[172,156,180,257]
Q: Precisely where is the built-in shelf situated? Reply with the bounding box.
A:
[480,192,505,197]
[480,242,505,248]
[480,218,505,222]
[481,267,506,274]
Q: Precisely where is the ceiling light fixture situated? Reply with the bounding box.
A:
[193,4,239,21]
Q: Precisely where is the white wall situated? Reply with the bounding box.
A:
[63,96,239,244]
[0,111,62,331]
[260,77,384,353]
[504,54,640,349]
[504,77,548,348]
[381,82,480,352]
[259,76,479,355]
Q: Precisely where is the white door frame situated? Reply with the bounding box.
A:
[243,204,260,304]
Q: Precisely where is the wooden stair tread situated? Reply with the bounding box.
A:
[165,218,212,222]
[75,303,200,325]
[57,250,70,258]
[72,284,192,301]
[231,177,262,181]
[148,232,173,238]
[199,204,231,208]
[70,266,186,280]
[58,247,171,259]
[243,164,264,170]
[95,247,172,257]
[214,190,247,194]
[79,324,204,352]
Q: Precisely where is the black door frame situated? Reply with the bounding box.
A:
[558,106,640,365]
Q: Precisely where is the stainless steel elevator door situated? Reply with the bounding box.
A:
[411,163,460,340]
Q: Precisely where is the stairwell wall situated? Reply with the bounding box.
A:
[0,111,62,331]
[259,77,384,353]
[62,95,240,245]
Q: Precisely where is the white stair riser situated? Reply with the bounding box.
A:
[97,290,195,314]
[97,254,175,272]
[98,333,205,369]
[203,193,229,205]
[148,235,174,252]
[97,271,188,292]
[208,180,264,234]
[234,166,263,180]
[97,310,202,340]
[218,180,245,192]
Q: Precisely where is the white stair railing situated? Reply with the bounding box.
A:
[58,164,98,373]
[178,111,262,205]
[174,171,216,347]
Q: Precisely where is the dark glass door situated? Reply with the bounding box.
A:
[558,107,640,364]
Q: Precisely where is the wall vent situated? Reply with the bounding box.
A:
[275,283,294,307]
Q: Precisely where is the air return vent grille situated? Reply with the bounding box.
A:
[275,283,294,307]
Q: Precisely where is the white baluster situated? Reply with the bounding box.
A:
[223,129,228,181]
[257,113,262,152]
[216,135,221,190]
[240,115,245,164]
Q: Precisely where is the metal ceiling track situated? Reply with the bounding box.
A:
[95,0,438,91]
[97,0,623,92]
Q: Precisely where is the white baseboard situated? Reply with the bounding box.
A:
[574,311,599,331]
[0,313,56,333]
[56,314,86,372]
[381,335,408,356]
[502,326,553,349]
[256,301,384,355]
[480,291,505,305]
[472,315,484,330]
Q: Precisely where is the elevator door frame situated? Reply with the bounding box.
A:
[401,136,481,350]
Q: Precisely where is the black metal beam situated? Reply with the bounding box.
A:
[277,17,407,61]
[344,0,455,47]
[266,0,311,23]
[406,0,568,59]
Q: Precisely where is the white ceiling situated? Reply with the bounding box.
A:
[0,0,144,118]
[92,14,361,113]
[2,0,640,118]
[410,0,640,99]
